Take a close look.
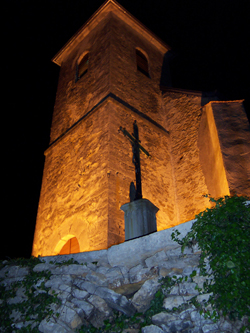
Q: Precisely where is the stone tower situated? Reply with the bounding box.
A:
[32,0,250,257]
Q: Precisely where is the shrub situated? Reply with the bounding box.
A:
[172,195,250,325]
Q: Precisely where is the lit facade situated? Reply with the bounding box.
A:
[32,0,250,257]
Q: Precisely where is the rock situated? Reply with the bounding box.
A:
[179,282,199,296]
[168,320,193,332]
[183,266,198,277]
[71,299,94,318]
[45,275,72,289]
[57,302,84,329]
[159,267,171,277]
[72,288,89,299]
[7,286,27,304]
[33,263,55,272]
[145,250,167,268]
[129,264,158,283]
[58,283,72,293]
[49,288,71,304]
[0,266,29,278]
[141,324,164,333]
[132,278,161,312]
[169,284,179,295]
[39,317,72,333]
[113,281,144,297]
[179,307,195,320]
[192,275,207,290]
[51,264,90,276]
[87,295,112,317]
[152,312,178,325]
[75,280,98,294]
[166,246,183,258]
[163,296,192,310]
[88,295,113,327]
[94,286,136,316]
[196,293,212,303]
[96,266,110,275]
[105,266,129,288]
[85,271,108,286]
[202,323,219,333]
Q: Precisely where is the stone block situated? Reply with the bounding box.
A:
[71,299,94,318]
[163,296,192,310]
[85,271,108,286]
[131,278,161,312]
[87,295,112,317]
[0,266,29,278]
[152,312,178,325]
[141,325,164,333]
[202,323,219,333]
[45,276,72,289]
[94,286,136,316]
[145,250,167,268]
[105,266,128,288]
[39,316,75,333]
[107,220,195,268]
[179,282,199,296]
[121,199,158,241]
[33,263,55,272]
[57,303,83,329]
[72,288,89,299]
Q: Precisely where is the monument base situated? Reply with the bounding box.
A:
[120,198,159,241]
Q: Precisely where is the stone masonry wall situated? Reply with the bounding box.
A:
[1,221,248,333]
[50,14,112,144]
[209,101,250,197]
[33,95,176,256]
[162,92,211,225]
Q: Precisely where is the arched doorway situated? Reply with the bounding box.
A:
[56,236,80,255]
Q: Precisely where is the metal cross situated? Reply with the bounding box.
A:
[119,120,150,201]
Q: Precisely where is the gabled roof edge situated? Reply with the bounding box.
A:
[52,0,171,66]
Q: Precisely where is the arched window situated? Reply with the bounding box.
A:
[59,237,80,255]
[136,49,149,77]
[76,53,89,81]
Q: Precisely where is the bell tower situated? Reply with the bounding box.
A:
[32,0,175,257]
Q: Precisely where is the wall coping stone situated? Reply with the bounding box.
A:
[40,219,195,268]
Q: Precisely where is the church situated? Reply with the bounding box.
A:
[32,0,250,257]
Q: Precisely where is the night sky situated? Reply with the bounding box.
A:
[2,0,250,260]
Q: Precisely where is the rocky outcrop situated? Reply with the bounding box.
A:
[0,221,248,332]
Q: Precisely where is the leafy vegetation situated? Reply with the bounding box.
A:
[171,195,250,328]
[0,257,61,332]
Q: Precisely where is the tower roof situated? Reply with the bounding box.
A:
[52,0,170,66]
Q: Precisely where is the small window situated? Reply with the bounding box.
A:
[136,49,149,77]
[76,53,89,81]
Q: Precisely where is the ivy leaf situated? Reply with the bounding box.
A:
[226,261,236,269]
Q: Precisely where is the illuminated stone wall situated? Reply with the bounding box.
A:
[162,90,211,224]
[32,1,250,257]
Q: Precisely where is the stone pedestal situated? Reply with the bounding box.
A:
[120,199,159,241]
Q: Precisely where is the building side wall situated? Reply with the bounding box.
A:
[198,103,230,198]
[162,92,211,224]
[210,101,250,197]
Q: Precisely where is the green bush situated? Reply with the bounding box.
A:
[172,195,250,325]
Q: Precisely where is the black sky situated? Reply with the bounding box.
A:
[2,0,250,260]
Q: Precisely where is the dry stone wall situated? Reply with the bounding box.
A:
[1,221,247,333]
